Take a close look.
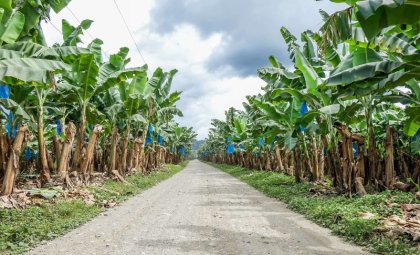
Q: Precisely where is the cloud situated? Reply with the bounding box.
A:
[149,0,345,77]
[135,24,264,138]
[175,75,264,139]
[42,0,346,140]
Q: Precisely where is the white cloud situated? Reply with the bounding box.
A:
[42,0,263,140]
[42,0,342,140]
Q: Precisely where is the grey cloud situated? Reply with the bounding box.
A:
[207,39,283,77]
[150,0,346,77]
[144,0,346,138]
[169,70,221,138]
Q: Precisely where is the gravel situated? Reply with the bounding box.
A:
[28,160,370,255]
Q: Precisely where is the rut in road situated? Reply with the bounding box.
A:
[28,160,369,255]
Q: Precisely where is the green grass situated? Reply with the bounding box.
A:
[208,162,419,255]
[0,162,188,255]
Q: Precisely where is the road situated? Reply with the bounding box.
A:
[29,160,369,255]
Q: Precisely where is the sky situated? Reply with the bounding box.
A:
[42,0,345,139]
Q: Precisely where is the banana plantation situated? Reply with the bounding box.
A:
[0,0,196,196]
[1,0,420,254]
[199,0,420,196]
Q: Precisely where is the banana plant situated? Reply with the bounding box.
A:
[201,0,420,192]
[0,0,72,46]
[116,66,148,173]
[57,35,146,170]
[0,0,197,196]
[0,42,88,184]
[0,0,75,193]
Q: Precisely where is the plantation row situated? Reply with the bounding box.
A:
[199,0,420,195]
[0,0,196,196]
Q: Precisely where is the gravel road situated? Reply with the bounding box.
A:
[28,160,369,255]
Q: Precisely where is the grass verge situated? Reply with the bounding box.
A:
[0,162,188,254]
[208,162,419,255]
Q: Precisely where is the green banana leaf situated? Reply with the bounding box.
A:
[0,10,25,44]
[356,0,420,41]
[0,58,70,85]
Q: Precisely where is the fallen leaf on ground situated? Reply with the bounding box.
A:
[378,204,420,242]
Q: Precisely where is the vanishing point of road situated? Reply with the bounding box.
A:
[29,160,369,255]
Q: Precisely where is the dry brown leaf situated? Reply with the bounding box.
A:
[380,204,420,242]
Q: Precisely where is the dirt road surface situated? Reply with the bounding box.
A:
[28,160,369,255]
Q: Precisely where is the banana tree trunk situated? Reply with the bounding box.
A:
[131,137,140,171]
[1,126,28,195]
[302,136,313,180]
[335,123,367,195]
[37,107,51,184]
[318,141,325,180]
[159,146,164,166]
[356,143,366,180]
[265,150,272,171]
[58,122,76,184]
[109,127,119,174]
[144,151,150,172]
[274,144,284,172]
[0,122,6,176]
[139,124,148,173]
[73,117,85,170]
[331,144,343,190]
[120,125,130,175]
[398,149,410,180]
[384,126,395,187]
[134,138,143,170]
[320,134,331,177]
[412,159,420,184]
[312,136,320,181]
[127,143,135,173]
[99,140,108,173]
[284,151,290,174]
[73,103,87,170]
[155,145,161,168]
[81,125,103,182]
[366,107,378,184]
[293,147,301,183]
[338,125,353,194]
[53,136,62,170]
[162,147,166,165]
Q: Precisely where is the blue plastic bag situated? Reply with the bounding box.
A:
[145,135,153,145]
[259,137,264,147]
[300,101,309,132]
[413,130,420,142]
[56,119,62,136]
[226,144,235,154]
[148,124,154,135]
[0,84,10,99]
[352,143,359,157]
[157,134,164,145]
[6,112,16,138]
[25,147,32,161]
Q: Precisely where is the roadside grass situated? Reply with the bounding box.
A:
[208,163,419,255]
[0,162,188,255]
